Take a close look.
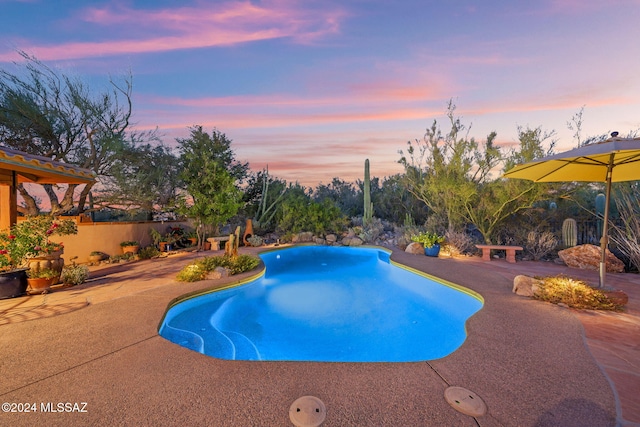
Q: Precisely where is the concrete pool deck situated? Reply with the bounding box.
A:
[0,246,638,426]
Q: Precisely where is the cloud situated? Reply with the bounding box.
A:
[0,1,346,61]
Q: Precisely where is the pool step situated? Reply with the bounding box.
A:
[222,330,262,360]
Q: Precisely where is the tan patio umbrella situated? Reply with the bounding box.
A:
[503,134,640,288]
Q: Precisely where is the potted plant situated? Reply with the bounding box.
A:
[185,230,198,246]
[411,231,445,257]
[89,251,106,263]
[26,268,59,294]
[120,241,140,255]
[0,215,77,297]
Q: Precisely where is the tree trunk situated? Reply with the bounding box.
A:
[60,184,78,214]
[76,182,95,214]
[16,184,40,215]
[43,184,61,214]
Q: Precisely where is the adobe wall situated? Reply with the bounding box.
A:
[47,218,192,264]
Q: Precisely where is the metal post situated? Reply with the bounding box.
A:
[599,154,615,288]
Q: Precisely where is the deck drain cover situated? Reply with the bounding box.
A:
[444,386,487,417]
[289,396,326,427]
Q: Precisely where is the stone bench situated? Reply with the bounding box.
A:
[475,244,523,264]
[207,236,230,251]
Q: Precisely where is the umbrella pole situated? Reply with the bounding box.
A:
[599,155,615,288]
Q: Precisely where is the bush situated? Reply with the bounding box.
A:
[139,246,160,260]
[443,230,476,256]
[534,276,623,311]
[176,254,260,282]
[61,264,89,286]
[524,230,558,261]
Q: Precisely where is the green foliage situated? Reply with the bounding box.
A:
[60,264,89,286]
[411,231,444,248]
[138,246,160,260]
[243,167,288,232]
[177,126,244,246]
[313,177,361,218]
[278,188,348,235]
[98,143,180,213]
[120,241,139,247]
[534,276,623,311]
[463,127,557,244]
[176,254,260,282]
[27,268,59,279]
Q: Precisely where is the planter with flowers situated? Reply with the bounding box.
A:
[411,231,445,257]
[0,215,77,295]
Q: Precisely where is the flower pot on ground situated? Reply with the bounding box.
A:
[26,268,59,294]
[411,231,445,257]
[26,250,64,284]
[0,268,28,299]
[120,241,140,255]
[424,244,441,257]
[89,251,106,263]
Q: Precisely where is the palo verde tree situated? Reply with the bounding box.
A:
[0,51,156,214]
[399,102,557,243]
[177,127,245,248]
[399,101,500,233]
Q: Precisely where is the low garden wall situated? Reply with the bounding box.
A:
[47,218,192,264]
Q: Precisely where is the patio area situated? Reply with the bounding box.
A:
[0,246,638,426]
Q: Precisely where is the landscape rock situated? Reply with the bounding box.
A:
[206,266,230,280]
[326,234,337,243]
[292,232,314,243]
[558,244,625,273]
[405,242,424,255]
[342,236,363,246]
[513,275,543,297]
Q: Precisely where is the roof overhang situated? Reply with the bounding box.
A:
[0,147,95,185]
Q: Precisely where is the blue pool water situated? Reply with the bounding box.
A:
[159,246,483,362]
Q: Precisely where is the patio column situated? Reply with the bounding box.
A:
[0,171,18,231]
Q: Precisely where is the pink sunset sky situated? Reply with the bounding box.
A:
[1,0,639,187]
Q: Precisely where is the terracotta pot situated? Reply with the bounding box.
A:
[203,241,211,251]
[27,277,56,294]
[121,245,140,255]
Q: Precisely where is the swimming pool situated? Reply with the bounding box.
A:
[159,246,483,362]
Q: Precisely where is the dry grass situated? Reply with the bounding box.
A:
[534,275,624,311]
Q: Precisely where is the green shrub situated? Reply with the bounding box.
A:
[534,276,623,311]
[138,246,160,260]
[176,264,207,282]
[61,265,89,286]
[176,254,260,282]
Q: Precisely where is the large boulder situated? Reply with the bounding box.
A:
[405,242,424,255]
[558,244,625,273]
[342,236,363,246]
[513,275,543,297]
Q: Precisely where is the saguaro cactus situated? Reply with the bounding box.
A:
[363,159,373,225]
[562,218,577,247]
